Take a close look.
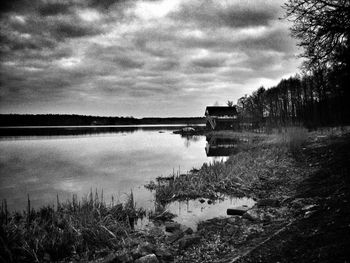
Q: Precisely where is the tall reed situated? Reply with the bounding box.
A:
[0,190,146,262]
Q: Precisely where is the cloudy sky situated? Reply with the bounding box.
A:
[0,0,301,117]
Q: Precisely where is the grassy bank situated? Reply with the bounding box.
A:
[146,128,308,204]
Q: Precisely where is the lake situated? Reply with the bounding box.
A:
[0,126,212,211]
[0,125,253,229]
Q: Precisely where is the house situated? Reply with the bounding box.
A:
[205,106,238,130]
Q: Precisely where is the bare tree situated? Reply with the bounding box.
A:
[284,0,350,69]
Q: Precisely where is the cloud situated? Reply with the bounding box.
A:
[169,0,282,29]
[53,21,101,39]
[0,0,301,116]
[38,2,71,16]
[88,0,125,9]
[0,0,32,14]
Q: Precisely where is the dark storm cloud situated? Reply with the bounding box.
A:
[0,0,302,116]
[190,57,227,68]
[0,33,55,51]
[88,0,126,10]
[148,59,179,71]
[0,0,31,14]
[169,0,281,29]
[54,21,101,39]
[38,2,71,16]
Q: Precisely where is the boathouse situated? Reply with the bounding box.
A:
[205,106,239,130]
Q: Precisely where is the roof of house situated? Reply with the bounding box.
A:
[205,106,238,116]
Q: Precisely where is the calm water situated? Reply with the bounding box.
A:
[0,125,253,229]
[0,126,211,211]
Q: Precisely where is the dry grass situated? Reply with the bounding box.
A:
[0,190,145,262]
[146,130,305,203]
[277,126,308,154]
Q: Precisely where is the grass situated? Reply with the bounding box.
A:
[146,128,307,204]
[0,190,145,262]
[278,126,308,154]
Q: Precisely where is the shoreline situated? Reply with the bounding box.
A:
[1,127,349,262]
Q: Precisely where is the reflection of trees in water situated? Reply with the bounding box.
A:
[181,135,201,148]
[205,135,238,157]
[0,126,183,137]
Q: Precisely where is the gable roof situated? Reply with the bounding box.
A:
[205,106,237,116]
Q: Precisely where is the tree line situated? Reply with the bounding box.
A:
[233,0,350,129]
[0,114,205,126]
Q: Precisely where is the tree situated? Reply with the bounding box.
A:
[226,100,234,107]
[284,0,350,70]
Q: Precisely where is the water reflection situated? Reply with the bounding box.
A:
[169,197,255,230]
[0,127,208,212]
[137,197,255,231]
[205,135,238,157]
[181,135,202,148]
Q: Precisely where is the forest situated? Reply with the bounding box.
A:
[234,0,350,129]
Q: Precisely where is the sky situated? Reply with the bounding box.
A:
[0,0,302,117]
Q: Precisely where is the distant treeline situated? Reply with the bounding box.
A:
[234,0,350,129]
[0,114,205,126]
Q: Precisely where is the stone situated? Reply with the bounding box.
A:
[178,235,201,249]
[242,209,261,221]
[184,227,194,235]
[154,247,173,261]
[165,221,181,233]
[134,242,156,257]
[227,206,249,216]
[166,230,184,244]
[135,254,159,263]
[257,198,280,207]
[226,217,237,224]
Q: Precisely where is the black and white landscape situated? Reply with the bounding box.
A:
[0,0,349,262]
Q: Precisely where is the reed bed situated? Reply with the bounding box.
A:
[146,129,305,203]
[0,190,145,262]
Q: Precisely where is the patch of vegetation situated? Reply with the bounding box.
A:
[0,190,145,262]
[146,131,305,204]
[278,127,308,154]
